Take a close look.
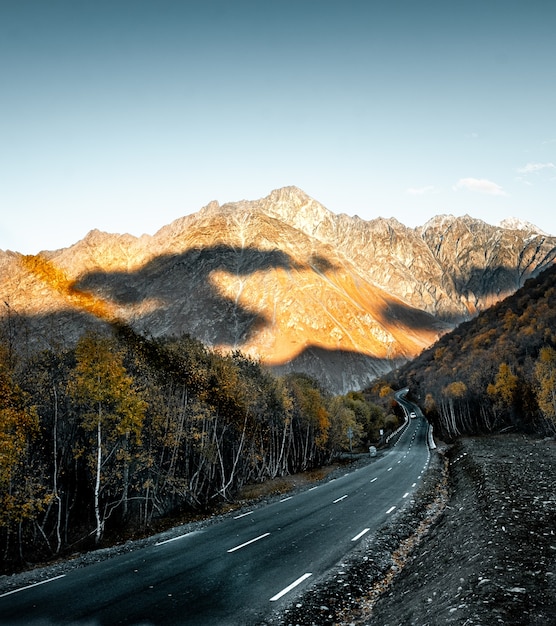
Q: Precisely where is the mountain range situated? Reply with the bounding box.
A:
[2,186,555,393]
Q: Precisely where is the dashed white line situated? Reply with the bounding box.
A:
[387,467,393,472]
[233,511,253,519]
[386,506,396,514]
[308,486,318,491]
[0,575,66,598]
[370,477,378,483]
[155,531,200,546]
[227,532,270,553]
[333,495,348,503]
[280,496,293,503]
[270,573,312,602]
[351,528,370,542]
[403,492,409,498]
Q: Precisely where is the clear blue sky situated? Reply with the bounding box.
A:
[1,0,555,253]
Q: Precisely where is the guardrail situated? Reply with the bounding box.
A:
[385,413,409,444]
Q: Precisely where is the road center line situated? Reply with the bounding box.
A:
[233,511,254,519]
[386,505,396,514]
[0,575,66,598]
[351,528,370,542]
[370,477,378,483]
[333,495,348,503]
[270,573,312,602]
[387,467,393,472]
[227,532,270,553]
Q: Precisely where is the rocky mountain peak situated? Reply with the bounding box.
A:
[258,186,337,239]
[499,217,548,235]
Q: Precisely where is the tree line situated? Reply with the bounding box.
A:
[0,322,398,572]
[375,264,556,440]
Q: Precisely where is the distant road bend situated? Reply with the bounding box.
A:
[1,393,430,625]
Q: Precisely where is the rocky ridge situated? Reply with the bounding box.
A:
[1,187,555,392]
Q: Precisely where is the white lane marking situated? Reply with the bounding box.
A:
[308,486,318,491]
[351,528,370,542]
[270,573,312,602]
[233,511,254,519]
[412,483,416,488]
[370,477,378,483]
[0,575,66,598]
[386,506,396,514]
[387,467,393,472]
[403,492,409,498]
[155,531,200,546]
[280,496,293,503]
[227,532,270,553]
[333,495,348,503]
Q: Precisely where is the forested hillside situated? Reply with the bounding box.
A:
[374,264,556,440]
[0,323,398,573]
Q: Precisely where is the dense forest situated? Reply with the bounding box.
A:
[0,320,398,573]
[373,264,556,440]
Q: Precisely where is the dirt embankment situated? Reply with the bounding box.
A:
[275,434,556,626]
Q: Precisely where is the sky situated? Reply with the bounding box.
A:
[1,0,555,254]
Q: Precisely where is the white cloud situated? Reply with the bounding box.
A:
[453,177,508,196]
[406,185,435,195]
[517,162,555,174]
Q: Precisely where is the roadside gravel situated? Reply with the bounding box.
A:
[270,434,556,626]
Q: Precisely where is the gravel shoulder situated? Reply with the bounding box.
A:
[271,434,556,626]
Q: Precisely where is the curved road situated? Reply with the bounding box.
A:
[1,406,429,625]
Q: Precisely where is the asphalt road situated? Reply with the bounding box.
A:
[0,413,430,625]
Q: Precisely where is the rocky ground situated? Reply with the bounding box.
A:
[269,434,556,626]
[1,434,554,626]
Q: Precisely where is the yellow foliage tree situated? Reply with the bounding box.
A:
[0,346,48,541]
[534,347,556,432]
[68,333,146,543]
[487,363,518,409]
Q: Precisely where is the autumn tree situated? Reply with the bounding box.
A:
[439,381,468,439]
[68,333,146,543]
[534,347,556,433]
[326,396,361,456]
[487,362,518,428]
[18,348,76,555]
[0,344,49,562]
[284,374,330,471]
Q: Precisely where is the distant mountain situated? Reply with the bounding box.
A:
[1,187,555,393]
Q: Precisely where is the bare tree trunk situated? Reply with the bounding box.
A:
[52,385,62,553]
[94,409,103,544]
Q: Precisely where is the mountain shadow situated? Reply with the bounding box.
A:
[21,246,308,350]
